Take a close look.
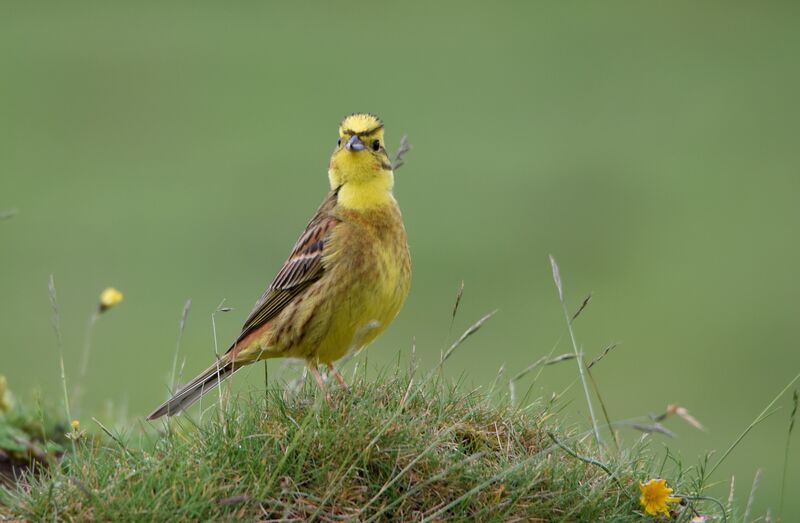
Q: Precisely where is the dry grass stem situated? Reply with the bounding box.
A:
[570,293,592,323]
[170,299,192,393]
[392,135,412,171]
[548,255,601,444]
[441,310,497,364]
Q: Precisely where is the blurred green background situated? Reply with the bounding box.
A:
[2,1,799,517]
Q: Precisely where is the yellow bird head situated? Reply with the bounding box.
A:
[329,113,393,190]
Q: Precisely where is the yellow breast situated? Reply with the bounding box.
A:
[313,202,411,363]
[238,187,411,366]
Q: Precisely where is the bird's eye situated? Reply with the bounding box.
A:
[371,140,380,151]
[337,138,341,146]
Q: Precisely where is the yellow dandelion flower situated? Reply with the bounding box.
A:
[70,419,80,430]
[99,287,124,312]
[639,478,681,516]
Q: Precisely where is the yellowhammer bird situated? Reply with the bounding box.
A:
[148,113,411,419]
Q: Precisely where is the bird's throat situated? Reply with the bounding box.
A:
[335,173,396,210]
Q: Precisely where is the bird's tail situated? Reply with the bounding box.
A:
[147,359,239,420]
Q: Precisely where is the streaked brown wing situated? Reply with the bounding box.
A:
[233,189,340,345]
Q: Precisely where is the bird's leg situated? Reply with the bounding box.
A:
[327,363,349,391]
[309,364,332,405]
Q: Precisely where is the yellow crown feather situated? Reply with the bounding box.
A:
[339,113,384,136]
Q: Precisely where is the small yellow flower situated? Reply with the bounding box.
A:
[99,287,124,312]
[70,419,80,430]
[639,478,681,516]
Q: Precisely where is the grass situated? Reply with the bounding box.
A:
[0,269,792,521]
[8,360,786,523]
[1,367,684,522]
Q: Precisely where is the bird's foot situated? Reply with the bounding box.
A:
[327,363,350,392]
[309,365,333,406]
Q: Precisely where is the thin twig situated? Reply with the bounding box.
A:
[210,299,231,427]
[451,280,465,322]
[631,423,676,438]
[585,362,618,452]
[546,432,623,490]
[49,275,75,454]
[170,299,192,392]
[587,343,619,369]
[570,293,592,323]
[441,310,497,364]
[509,353,574,406]
[779,389,798,518]
[708,371,800,477]
[441,281,465,362]
[743,468,762,523]
[91,417,134,459]
[726,476,736,515]
[408,336,417,381]
[489,363,505,397]
[510,353,575,383]
[549,255,601,444]
[392,135,411,171]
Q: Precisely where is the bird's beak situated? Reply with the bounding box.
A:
[345,134,365,152]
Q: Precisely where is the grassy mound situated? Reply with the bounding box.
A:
[1,368,706,522]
